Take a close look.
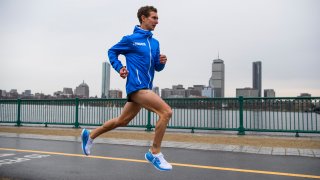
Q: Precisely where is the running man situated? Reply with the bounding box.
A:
[81,6,173,171]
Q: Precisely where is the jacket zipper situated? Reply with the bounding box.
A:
[147,37,152,88]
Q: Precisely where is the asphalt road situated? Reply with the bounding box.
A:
[0,136,319,180]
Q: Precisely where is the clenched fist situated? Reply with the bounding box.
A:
[119,66,129,79]
[160,54,167,64]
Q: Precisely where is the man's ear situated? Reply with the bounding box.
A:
[141,15,147,22]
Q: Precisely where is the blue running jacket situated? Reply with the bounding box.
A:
[108,25,165,95]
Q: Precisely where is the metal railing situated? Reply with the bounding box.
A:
[0,97,319,135]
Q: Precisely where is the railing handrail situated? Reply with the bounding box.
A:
[1,97,319,135]
[1,97,319,101]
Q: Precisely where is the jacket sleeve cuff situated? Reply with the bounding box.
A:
[116,66,123,73]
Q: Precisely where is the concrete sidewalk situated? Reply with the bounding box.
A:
[0,125,320,158]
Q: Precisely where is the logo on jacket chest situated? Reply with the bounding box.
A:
[133,42,147,46]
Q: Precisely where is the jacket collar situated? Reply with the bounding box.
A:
[133,25,153,37]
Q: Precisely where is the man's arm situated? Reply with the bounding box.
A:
[154,46,166,71]
[108,36,131,73]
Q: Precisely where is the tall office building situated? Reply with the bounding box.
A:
[101,62,111,98]
[63,88,73,95]
[172,84,186,98]
[209,58,225,97]
[253,61,262,97]
[75,81,89,98]
[264,89,275,97]
[23,90,32,96]
[161,88,173,99]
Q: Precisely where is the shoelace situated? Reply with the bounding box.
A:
[155,154,166,165]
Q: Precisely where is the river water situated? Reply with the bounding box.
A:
[1,103,319,132]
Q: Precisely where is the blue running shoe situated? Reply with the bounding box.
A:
[81,129,93,156]
[145,151,172,171]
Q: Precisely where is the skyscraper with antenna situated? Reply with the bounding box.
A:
[209,54,225,97]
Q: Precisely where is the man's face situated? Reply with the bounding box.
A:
[141,11,158,31]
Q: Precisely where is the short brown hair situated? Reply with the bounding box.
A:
[137,6,157,24]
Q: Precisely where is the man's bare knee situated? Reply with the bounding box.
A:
[160,107,172,122]
[166,108,173,119]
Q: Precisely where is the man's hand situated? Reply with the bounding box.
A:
[160,54,167,64]
[119,66,129,79]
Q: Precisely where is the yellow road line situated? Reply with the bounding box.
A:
[0,147,319,179]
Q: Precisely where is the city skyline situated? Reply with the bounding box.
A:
[0,55,317,99]
[0,58,318,98]
[1,0,319,97]
[0,83,316,99]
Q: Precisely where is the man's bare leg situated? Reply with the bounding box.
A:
[130,90,172,154]
[89,102,141,139]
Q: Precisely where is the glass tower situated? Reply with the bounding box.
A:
[102,62,110,98]
[252,61,262,97]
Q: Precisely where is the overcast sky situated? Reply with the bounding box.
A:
[1,0,319,97]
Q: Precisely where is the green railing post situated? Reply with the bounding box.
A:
[16,99,21,127]
[238,96,245,135]
[145,110,153,132]
[74,98,80,128]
